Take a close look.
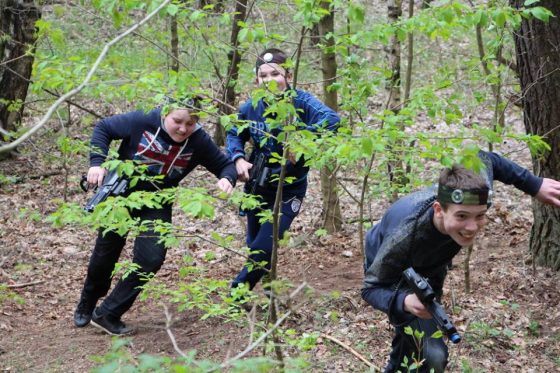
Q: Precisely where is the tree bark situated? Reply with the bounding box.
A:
[318,1,342,232]
[0,0,41,135]
[215,0,248,146]
[170,14,179,72]
[385,0,405,202]
[510,0,560,270]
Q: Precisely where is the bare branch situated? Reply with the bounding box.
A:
[321,333,378,370]
[7,280,44,288]
[162,304,189,359]
[0,0,172,154]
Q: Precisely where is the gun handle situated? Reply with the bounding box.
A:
[80,175,91,192]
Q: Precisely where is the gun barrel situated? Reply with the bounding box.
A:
[403,267,461,344]
[428,301,461,344]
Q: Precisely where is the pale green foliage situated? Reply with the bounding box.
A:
[0,284,25,306]
[401,325,445,372]
[30,0,556,370]
[0,173,18,186]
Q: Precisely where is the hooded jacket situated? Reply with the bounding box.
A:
[90,108,237,190]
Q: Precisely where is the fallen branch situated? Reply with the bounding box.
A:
[0,0,171,154]
[321,333,378,371]
[6,280,44,289]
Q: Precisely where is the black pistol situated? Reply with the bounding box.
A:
[246,152,270,195]
[402,267,461,344]
[81,170,128,213]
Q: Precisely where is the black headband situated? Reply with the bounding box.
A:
[437,185,492,207]
[255,51,287,72]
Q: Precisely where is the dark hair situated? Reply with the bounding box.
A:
[437,164,489,209]
[255,48,288,73]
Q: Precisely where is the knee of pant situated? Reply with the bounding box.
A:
[248,243,272,259]
[422,341,448,373]
[138,255,165,274]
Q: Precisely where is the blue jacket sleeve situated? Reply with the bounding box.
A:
[361,285,414,325]
[89,110,146,167]
[481,151,543,196]
[294,90,340,132]
[226,102,252,162]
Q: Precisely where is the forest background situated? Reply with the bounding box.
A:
[1,0,560,372]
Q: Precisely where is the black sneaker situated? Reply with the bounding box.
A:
[90,309,134,336]
[73,297,97,327]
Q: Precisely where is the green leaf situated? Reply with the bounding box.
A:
[530,7,552,22]
[314,228,327,237]
[441,8,455,24]
[361,137,373,156]
[166,3,179,16]
[348,4,365,23]
[524,0,540,5]
[238,27,248,43]
[494,10,507,28]
[431,330,444,339]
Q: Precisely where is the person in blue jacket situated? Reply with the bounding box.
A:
[74,97,237,335]
[362,151,560,372]
[226,48,340,294]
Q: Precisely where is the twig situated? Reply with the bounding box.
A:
[28,171,63,180]
[43,89,103,119]
[207,282,308,372]
[206,310,292,372]
[321,333,378,370]
[6,280,44,289]
[162,304,189,359]
[0,0,171,154]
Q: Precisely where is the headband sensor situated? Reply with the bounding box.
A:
[255,51,288,73]
[437,185,492,207]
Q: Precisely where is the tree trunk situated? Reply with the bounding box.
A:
[215,0,247,146]
[0,0,41,135]
[511,0,560,270]
[170,14,179,72]
[318,0,342,232]
[385,0,405,202]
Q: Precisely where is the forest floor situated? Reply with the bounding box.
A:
[1,121,560,373]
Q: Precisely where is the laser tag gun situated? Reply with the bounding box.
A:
[80,170,128,213]
[403,267,461,344]
[246,152,271,195]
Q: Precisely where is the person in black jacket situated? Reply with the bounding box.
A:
[362,151,560,372]
[73,98,237,335]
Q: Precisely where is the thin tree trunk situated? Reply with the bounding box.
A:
[385,0,404,202]
[403,0,414,102]
[318,0,342,233]
[475,22,505,152]
[510,0,560,270]
[170,14,179,72]
[216,0,248,146]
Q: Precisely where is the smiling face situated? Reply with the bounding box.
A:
[433,201,488,246]
[256,63,290,92]
[162,109,198,143]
